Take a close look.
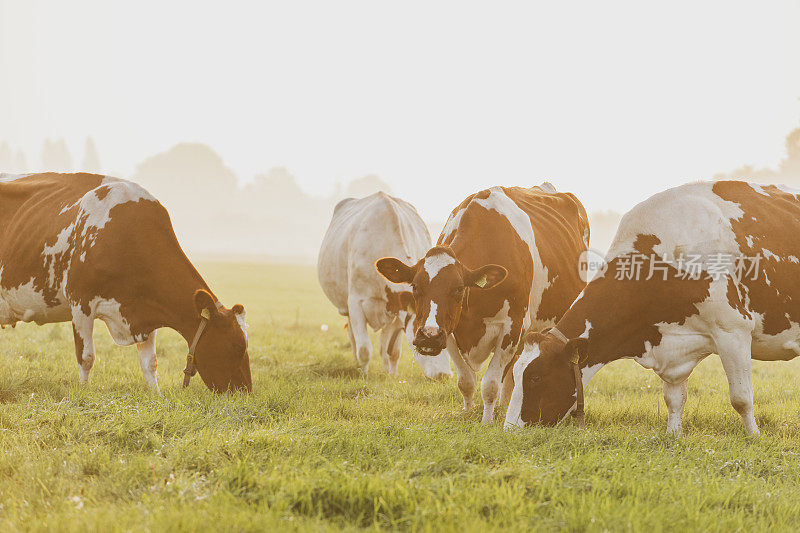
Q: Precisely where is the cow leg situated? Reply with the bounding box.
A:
[137,331,159,391]
[716,333,760,436]
[379,318,403,377]
[499,357,516,410]
[447,336,476,410]
[71,311,95,384]
[662,379,688,436]
[347,296,372,373]
[480,347,514,425]
[346,318,357,358]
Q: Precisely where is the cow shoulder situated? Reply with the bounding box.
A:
[438,191,481,246]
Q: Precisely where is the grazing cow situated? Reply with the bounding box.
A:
[0,172,251,392]
[505,180,800,435]
[318,192,451,378]
[377,184,590,423]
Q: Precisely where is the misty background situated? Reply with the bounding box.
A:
[2,1,799,261]
[2,130,799,260]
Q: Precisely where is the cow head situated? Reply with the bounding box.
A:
[192,290,253,393]
[386,287,453,380]
[376,247,507,356]
[504,331,587,427]
[400,310,453,380]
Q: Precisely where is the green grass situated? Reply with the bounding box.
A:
[2,262,800,531]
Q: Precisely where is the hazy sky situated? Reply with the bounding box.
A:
[2,1,799,221]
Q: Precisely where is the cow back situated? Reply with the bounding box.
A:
[318,192,430,320]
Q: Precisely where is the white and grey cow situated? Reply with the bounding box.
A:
[318,192,451,378]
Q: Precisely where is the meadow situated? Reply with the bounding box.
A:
[2,262,800,531]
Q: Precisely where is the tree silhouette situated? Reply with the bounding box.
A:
[41,138,72,172]
[133,142,237,198]
[14,149,27,173]
[132,143,239,251]
[343,174,392,198]
[0,141,11,171]
[82,137,101,173]
[781,128,800,177]
[716,125,800,184]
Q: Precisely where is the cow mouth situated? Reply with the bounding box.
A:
[416,346,443,356]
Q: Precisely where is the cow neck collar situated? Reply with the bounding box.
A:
[450,285,471,347]
[182,300,224,387]
[549,326,569,344]
[165,279,216,344]
[549,326,585,428]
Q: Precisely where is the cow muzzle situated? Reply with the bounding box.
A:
[413,326,446,356]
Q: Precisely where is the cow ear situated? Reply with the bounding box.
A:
[564,338,589,365]
[467,264,507,290]
[194,289,220,320]
[376,257,416,284]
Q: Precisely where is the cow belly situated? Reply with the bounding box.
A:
[752,322,800,361]
[0,281,71,325]
[317,256,350,315]
[361,297,391,330]
[320,279,349,316]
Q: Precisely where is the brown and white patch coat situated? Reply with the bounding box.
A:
[378,184,590,423]
[0,173,252,392]
[506,181,800,435]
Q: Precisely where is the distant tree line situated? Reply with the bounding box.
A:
[715,127,800,183]
[0,139,396,261]
[3,123,799,259]
[0,137,101,175]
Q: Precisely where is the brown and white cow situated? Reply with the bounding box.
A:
[505,181,800,435]
[377,184,590,423]
[0,172,251,392]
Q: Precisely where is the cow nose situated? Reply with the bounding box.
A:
[413,327,446,354]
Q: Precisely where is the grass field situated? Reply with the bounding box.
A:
[2,262,800,531]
